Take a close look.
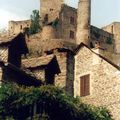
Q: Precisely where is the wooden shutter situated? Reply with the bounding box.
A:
[80,76,85,96]
[80,74,90,96]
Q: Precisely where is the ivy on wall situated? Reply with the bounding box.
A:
[93,31,100,39]
[106,37,112,44]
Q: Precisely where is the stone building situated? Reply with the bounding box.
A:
[1,0,120,119]
[74,43,120,120]
[8,20,31,35]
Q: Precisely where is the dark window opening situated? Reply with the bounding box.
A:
[44,14,48,24]
[70,17,75,25]
[70,30,75,39]
[50,8,54,11]
[90,42,94,48]
[20,25,22,30]
[45,68,55,85]
[80,74,90,97]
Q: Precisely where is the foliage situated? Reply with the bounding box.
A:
[106,37,112,44]
[0,83,112,120]
[52,18,59,28]
[29,10,41,35]
[93,31,100,39]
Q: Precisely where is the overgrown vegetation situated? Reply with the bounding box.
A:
[29,10,41,35]
[0,83,112,120]
[106,37,112,44]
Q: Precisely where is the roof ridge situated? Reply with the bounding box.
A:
[75,42,120,71]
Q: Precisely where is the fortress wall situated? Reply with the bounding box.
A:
[59,5,77,41]
[27,35,76,58]
[40,0,64,23]
[102,22,120,53]
[8,20,31,35]
[90,26,114,52]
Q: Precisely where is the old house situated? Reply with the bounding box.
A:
[74,43,120,120]
[22,48,75,95]
[1,0,120,119]
[0,33,41,86]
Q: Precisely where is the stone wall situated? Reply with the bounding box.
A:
[54,52,67,90]
[102,22,120,54]
[27,34,76,58]
[90,26,114,52]
[54,51,74,95]
[8,20,31,35]
[74,46,120,120]
[66,52,74,95]
[92,48,120,67]
[40,0,64,23]
[58,5,77,41]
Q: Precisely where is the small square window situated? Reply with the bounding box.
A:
[80,74,90,97]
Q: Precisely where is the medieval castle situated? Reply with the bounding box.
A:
[0,0,120,119]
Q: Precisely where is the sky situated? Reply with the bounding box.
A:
[0,0,120,29]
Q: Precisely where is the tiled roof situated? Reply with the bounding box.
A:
[22,54,54,69]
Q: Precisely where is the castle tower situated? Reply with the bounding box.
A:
[40,0,64,23]
[76,0,91,45]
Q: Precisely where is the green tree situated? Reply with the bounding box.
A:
[0,83,112,120]
[29,10,41,35]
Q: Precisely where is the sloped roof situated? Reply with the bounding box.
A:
[22,54,55,69]
[0,33,25,47]
[75,43,120,71]
[0,34,17,46]
[0,61,42,86]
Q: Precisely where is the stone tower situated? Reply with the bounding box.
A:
[76,0,91,45]
[40,0,64,23]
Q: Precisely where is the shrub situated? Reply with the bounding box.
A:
[0,83,112,120]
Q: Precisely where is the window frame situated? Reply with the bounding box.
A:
[80,74,90,97]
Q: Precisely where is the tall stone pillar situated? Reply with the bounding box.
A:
[76,0,91,45]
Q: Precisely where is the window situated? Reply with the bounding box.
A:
[44,14,48,24]
[70,17,74,25]
[50,8,54,11]
[70,30,75,39]
[80,74,90,96]
[20,25,22,30]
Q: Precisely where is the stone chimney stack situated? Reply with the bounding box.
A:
[76,0,91,45]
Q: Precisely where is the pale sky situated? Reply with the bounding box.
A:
[0,0,120,29]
